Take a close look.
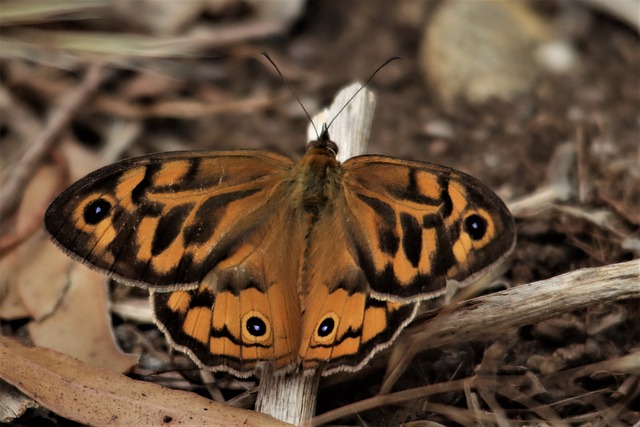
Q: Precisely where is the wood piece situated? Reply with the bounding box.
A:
[380,259,640,393]
[406,258,640,350]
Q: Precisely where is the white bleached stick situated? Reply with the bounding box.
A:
[307,82,376,161]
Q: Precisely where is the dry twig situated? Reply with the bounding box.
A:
[0,63,106,222]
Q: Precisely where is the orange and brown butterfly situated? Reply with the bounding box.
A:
[44,125,516,378]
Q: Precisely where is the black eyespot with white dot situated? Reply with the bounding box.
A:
[464,214,488,240]
[245,316,267,337]
[83,198,112,225]
[317,317,335,338]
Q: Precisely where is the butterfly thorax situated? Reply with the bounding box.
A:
[295,146,342,217]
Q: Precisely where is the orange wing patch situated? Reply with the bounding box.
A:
[299,283,417,373]
[153,282,298,377]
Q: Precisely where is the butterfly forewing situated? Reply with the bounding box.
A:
[340,155,516,301]
[45,150,306,377]
[44,150,293,289]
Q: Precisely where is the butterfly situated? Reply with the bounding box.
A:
[44,126,516,378]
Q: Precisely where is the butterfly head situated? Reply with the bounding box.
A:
[305,123,338,157]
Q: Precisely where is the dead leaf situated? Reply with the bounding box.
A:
[28,263,139,373]
[0,265,29,319]
[16,241,72,320]
[0,161,70,319]
[0,336,290,426]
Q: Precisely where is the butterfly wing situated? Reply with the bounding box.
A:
[45,148,515,376]
[150,198,306,376]
[45,150,293,288]
[298,209,418,374]
[45,150,303,376]
[340,155,516,300]
[299,155,515,374]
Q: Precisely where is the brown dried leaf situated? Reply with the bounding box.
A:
[0,336,291,426]
[16,242,71,320]
[28,262,138,373]
[0,273,28,319]
[0,164,64,319]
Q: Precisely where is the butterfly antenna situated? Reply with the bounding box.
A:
[260,51,320,139]
[325,56,402,131]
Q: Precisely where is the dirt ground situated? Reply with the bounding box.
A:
[1,0,638,425]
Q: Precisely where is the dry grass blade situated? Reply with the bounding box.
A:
[0,0,109,25]
[542,352,640,382]
[312,356,639,427]
[309,378,471,426]
[1,22,287,63]
[94,95,275,119]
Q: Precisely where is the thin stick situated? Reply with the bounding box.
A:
[0,63,106,222]
[404,258,640,351]
[254,83,376,425]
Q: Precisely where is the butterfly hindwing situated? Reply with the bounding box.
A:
[298,247,418,374]
[149,197,309,376]
[152,280,300,377]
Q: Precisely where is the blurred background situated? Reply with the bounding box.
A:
[1,0,638,425]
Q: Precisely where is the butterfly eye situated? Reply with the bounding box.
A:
[83,198,112,224]
[241,310,271,343]
[464,213,488,240]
